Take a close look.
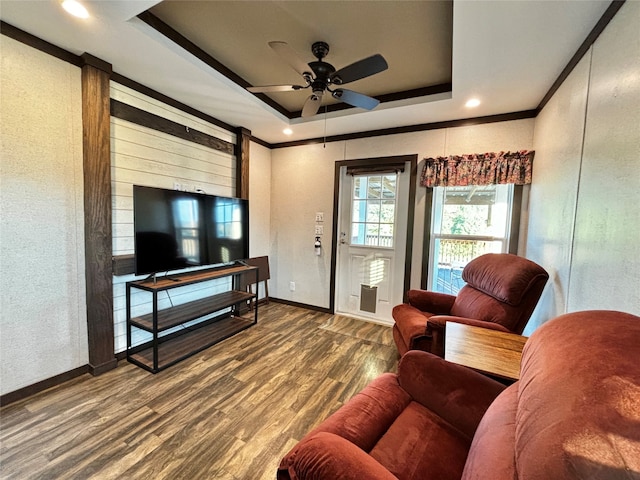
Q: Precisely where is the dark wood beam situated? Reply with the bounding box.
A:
[110,99,234,155]
[236,127,251,199]
[81,53,117,376]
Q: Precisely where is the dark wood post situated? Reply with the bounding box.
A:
[235,127,251,200]
[81,53,117,375]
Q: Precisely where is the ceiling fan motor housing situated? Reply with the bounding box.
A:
[311,41,330,60]
[309,42,341,87]
[309,61,336,88]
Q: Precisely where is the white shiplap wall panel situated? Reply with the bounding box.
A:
[112,119,234,173]
[111,82,235,144]
[113,235,134,255]
[113,223,132,239]
[110,82,237,353]
[113,193,132,210]
[112,155,234,190]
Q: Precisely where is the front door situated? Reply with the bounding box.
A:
[335,162,412,324]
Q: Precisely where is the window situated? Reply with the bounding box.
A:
[351,174,397,247]
[428,184,516,294]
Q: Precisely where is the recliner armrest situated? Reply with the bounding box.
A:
[279,432,399,480]
[278,373,412,473]
[428,316,512,332]
[397,351,505,440]
[406,289,456,313]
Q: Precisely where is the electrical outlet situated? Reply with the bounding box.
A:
[289,281,296,291]
[315,212,324,222]
[315,225,324,235]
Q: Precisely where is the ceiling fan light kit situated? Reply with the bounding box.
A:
[247,41,388,117]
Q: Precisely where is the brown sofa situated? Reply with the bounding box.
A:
[392,253,548,357]
[278,310,640,479]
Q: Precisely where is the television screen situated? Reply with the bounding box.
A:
[133,185,249,276]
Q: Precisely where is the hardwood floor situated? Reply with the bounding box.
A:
[0,303,398,479]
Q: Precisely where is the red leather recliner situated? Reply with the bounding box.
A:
[392,253,549,357]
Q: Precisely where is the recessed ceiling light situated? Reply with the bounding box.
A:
[283,128,293,135]
[61,0,89,19]
[465,98,481,108]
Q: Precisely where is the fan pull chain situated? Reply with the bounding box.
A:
[323,105,327,148]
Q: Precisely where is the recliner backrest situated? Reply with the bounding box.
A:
[450,253,549,333]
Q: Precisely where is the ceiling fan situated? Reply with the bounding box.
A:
[247,41,388,117]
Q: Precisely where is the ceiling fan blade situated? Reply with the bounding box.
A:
[301,93,322,117]
[332,89,380,110]
[331,54,388,85]
[247,84,306,93]
[269,41,312,77]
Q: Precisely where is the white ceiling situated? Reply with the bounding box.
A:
[0,0,612,144]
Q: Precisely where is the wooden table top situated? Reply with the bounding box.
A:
[444,322,528,381]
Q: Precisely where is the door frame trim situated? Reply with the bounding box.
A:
[330,154,418,313]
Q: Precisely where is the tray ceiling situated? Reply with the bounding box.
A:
[148,0,453,116]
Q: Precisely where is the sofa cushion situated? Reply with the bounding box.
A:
[370,401,470,480]
[515,310,640,479]
[460,384,518,480]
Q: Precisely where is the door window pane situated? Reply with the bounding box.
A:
[366,202,380,222]
[368,176,382,199]
[366,224,379,245]
[382,176,396,198]
[354,177,367,199]
[351,173,397,248]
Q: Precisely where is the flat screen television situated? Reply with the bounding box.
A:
[133,185,249,276]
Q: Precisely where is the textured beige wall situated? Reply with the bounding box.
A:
[0,37,87,395]
[526,54,590,329]
[526,0,640,333]
[270,119,535,308]
[567,1,640,314]
[249,141,272,259]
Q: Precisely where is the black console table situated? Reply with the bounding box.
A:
[126,263,258,373]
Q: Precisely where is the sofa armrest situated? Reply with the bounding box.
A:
[428,315,512,332]
[278,432,399,480]
[397,351,505,440]
[407,289,456,314]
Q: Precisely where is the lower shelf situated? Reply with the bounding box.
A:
[128,315,254,373]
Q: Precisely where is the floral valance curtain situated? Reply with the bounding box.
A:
[421,150,535,187]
